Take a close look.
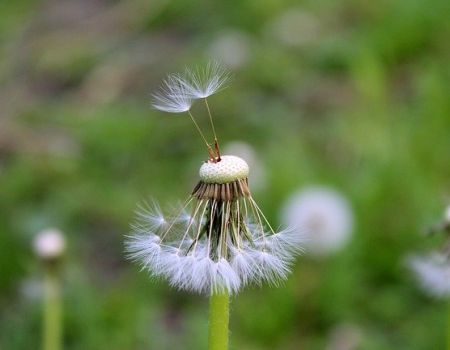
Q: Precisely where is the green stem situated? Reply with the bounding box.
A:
[43,267,62,350]
[208,293,230,350]
[448,301,450,350]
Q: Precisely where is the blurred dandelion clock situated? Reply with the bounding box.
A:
[126,62,304,349]
[208,30,252,69]
[281,186,354,256]
[407,206,450,299]
[407,253,450,298]
[33,228,66,261]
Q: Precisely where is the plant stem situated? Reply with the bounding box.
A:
[448,301,450,350]
[43,267,62,350]
[208,292,230,350]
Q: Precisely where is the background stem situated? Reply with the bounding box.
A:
[43,267,62,350]
[448,301,450,350]
[208,292,230,350]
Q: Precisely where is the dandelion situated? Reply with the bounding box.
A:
[127,62,304,349]
[281,186,354,256]
[33,228,66,350]
[126,155,304,294]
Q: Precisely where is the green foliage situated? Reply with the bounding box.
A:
[0,0,449,348]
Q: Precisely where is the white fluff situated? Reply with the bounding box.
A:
[230,248,257,286]
[125,196,304,295]
[263,228,307,261]
[407,253,450,298]
[136,201,167,231]
[252,251,290,286]
[176,61,230,99]
[152,75,193,113]
[281,186,354,256]
[33,228,66,260]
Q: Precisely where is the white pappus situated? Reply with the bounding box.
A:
[126,156,305,295]
[407,253,450,298]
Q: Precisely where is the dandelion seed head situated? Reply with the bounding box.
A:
[130,66,303,295]
[407,253,450,299]
[281,186,354,256]
[33,228,66,260]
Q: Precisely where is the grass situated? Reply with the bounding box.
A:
[0,0,449,348]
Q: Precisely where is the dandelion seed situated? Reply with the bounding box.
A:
[177,61,230,99]
[152,75,193,113]
[136,201,167,231]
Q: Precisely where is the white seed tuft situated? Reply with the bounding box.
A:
[152,75,193,113]
[33,228,66,260]
[176,61,230,99]
[281,186,354,257]
[407,253,450,298]
[125,195,304,295]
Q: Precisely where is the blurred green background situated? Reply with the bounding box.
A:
[1,0,449,349]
